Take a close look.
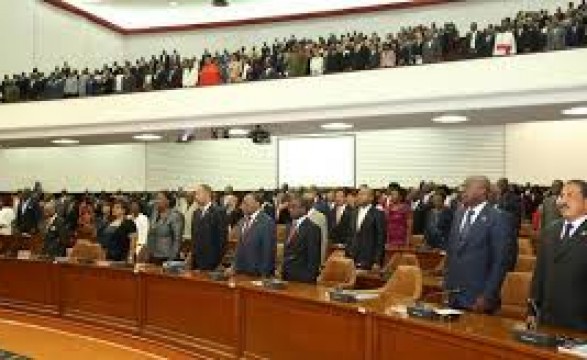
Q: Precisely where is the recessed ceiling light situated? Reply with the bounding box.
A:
[133,134,162,141]
[51,138,79,145]
[169,1,178,6]
[432,115,469,124]
[321,122,354,130]
[562,107,587,116]
[228,128,249,136]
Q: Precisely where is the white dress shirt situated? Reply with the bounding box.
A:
[560,214,587,239]
[133,213,149,254]
[460,201,488,231]
[0,207,15,236]
[357,204,372,230]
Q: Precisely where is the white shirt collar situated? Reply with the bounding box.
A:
[248,209,261,222]
[294,215,308,228]
[201,202,212,215]
[563,214,587,237]
[460,201,487,228]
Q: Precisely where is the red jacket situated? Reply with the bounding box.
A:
[199,63,222,86]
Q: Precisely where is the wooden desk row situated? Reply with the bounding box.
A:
[0,258,575,359]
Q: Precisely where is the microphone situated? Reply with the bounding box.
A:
[407,288,462,320]
[512,298,558,348]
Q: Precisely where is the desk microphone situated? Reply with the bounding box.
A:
[511,298,558,348]
[407,288,462,320]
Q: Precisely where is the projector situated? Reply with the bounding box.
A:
[212,0,229,6]
[249,125,271,144]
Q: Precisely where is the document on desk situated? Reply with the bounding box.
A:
[434,308,464,316]
[352,292,380,301]
[559,344,587,359]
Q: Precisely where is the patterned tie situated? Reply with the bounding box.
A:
[561,223,574,241]
[459,209,475,241]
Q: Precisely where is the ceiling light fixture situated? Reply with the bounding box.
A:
[169,1,178,6]
[133,134,162,141]
[562,107,587,116]
[432,115,469,124]
[51,138,79,145]
[321,122,354,130]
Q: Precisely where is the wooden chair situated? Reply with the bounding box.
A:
[518,237,534,256]
[317,256,356,289]
[514,255,536,273]
[69,239,105,262]
[499,272,532,320]
[359,265,423,302]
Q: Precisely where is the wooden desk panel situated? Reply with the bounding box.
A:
[141,271,239,359]
[373,313,572,360]
[0,259,57,314]
[240,284,369,360]
[59,264,139,331]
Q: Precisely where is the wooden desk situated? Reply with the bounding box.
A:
[0,258,577,359]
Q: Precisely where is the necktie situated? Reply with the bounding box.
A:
[460,210,475,240]
[242,216,252,241]
[287,220,298,243]
[562,223,574,241]
[336,206,343,224]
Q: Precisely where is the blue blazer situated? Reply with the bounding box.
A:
[234,211,276,277]
[444,204,515,312]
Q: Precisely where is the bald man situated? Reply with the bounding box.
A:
[191,184,228,270]
[444,176,515,314]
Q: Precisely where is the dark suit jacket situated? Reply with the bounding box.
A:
[531,219,587,331]
[282,219,321,284]
[345,206,386,270]
[16,198,41,234]
[191,204,228,270]
[423,207,453,250]
[234,211,276,277]
[42,216,68,258]
[328,205,352,245]
[444,204,515,312]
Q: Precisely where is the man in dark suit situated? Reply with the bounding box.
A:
[328,188,353,245]
[191,184,228,270]
[529,180,587,331]
[345,185,386,271]
[444,176,515,314]
[15,188,41,234]
[41,203,68,258]
[281,194,321,284]
[230,193,276,277]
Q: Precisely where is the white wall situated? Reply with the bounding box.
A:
[505,119,587,184]
[124,0,568,60]
[0,0,123,76]
[0,144,146,192]
[1,120,586,192]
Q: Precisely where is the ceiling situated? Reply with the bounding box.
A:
[58,0,415,31]
[2,101,585,148]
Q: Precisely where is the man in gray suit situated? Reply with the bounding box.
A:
[230,193,276,277]
[444,176,516,313]
[303,192,329,264]
[541,180,563,230]
[530,180,587,331]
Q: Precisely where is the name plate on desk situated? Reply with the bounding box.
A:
[328,290,358,303]
[208,270,228,282]
[251,279,288,290]
[162,261,187,275]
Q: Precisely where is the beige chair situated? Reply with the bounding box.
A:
[518,238,534,256]
[361,265,423,302]
[317,257,357,289]
[499,272,532,320]
[382,253,420,275]
[69,239,105,262]
[514,255,536,273]
[276,224,287,244]
[409,234,425,248]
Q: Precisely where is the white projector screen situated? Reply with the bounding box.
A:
[277,135,355,187]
